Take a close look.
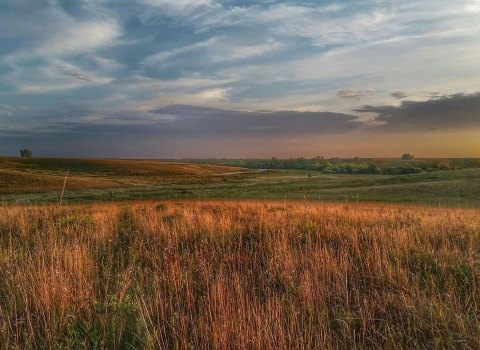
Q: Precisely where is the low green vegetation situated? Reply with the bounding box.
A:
[179,157,480,175]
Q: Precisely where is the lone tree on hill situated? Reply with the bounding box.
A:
[402,154,414,160]
[20,149,32,157]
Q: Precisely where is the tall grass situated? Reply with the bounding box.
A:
[0,200,479,349]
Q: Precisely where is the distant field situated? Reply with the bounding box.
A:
[1,200,479,348]
[2,157,480,207]
[0,157,245,178]
[0,157,248,194]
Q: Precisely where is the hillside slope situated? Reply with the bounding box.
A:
[0,157,247,193]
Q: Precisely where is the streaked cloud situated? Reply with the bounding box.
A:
[391,92,410,99]
[210,38,284,62]
[336,90,375,100]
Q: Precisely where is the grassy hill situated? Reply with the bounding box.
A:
[0,157,245,176]
[0,157,248,193]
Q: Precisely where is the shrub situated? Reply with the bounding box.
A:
[156,203,168,212]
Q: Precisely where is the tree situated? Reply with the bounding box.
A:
[368,163,380,174]
[20,149,32,157]
[401,154,414,160]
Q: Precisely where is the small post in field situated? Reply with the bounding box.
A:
[60,169,69,206]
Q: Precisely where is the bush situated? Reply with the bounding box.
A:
[155,203,168,212]
[20,149,32,157]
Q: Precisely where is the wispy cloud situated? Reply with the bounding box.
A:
[391,91,410,99]
[1,1,122,93]
[336,90,375,100]
[142,37,220,66]
[140,0,214,12]
[4,58,114,93]
[210,38,284,62]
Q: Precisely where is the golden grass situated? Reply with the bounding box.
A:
[0,157,245,177]
[0,200,479,349]
[0,170,121,193]
[0,158,248,193]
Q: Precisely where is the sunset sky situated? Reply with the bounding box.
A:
[1,0,480,158]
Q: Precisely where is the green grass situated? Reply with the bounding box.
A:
[2,157,480,207]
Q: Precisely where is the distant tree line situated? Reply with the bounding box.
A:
[175,157,480,175]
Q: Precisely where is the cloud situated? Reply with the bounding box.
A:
[210,38,284,62]
[0,103,364,157]
[1,2,122,93]
[142,37,220,66]
[114,74,237,108]
[0,103,93,135]
[336,90,375,100]
[354,92,480,131]
[336,90,363,100]
[194,3,345,32]
[39,20,120,57]
[143,37,284,70]
[4,58,114,93]
[391,91,410,99]
[2,103,361,137]
[60,69,93,82]
[2,4,121,61]
[141,0,213,11]
[147,104,360,137]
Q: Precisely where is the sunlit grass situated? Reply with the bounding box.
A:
[0,200,479,349]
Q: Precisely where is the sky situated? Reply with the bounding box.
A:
[1,0,480,158]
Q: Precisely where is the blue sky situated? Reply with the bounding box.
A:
[1,0,480,158]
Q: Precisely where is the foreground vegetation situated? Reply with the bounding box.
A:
[1,200,479,349]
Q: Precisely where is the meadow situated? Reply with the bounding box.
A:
[1,157,480,207]
[0,200,479,349]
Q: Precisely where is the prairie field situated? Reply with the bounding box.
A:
[1,200,479,349]
[0,157,247,193]
[2,157,480,207]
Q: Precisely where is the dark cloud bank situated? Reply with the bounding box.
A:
[148,105,359,137]
[1,93,480,157]
[0,105,359,158]
[355,92,480,131]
